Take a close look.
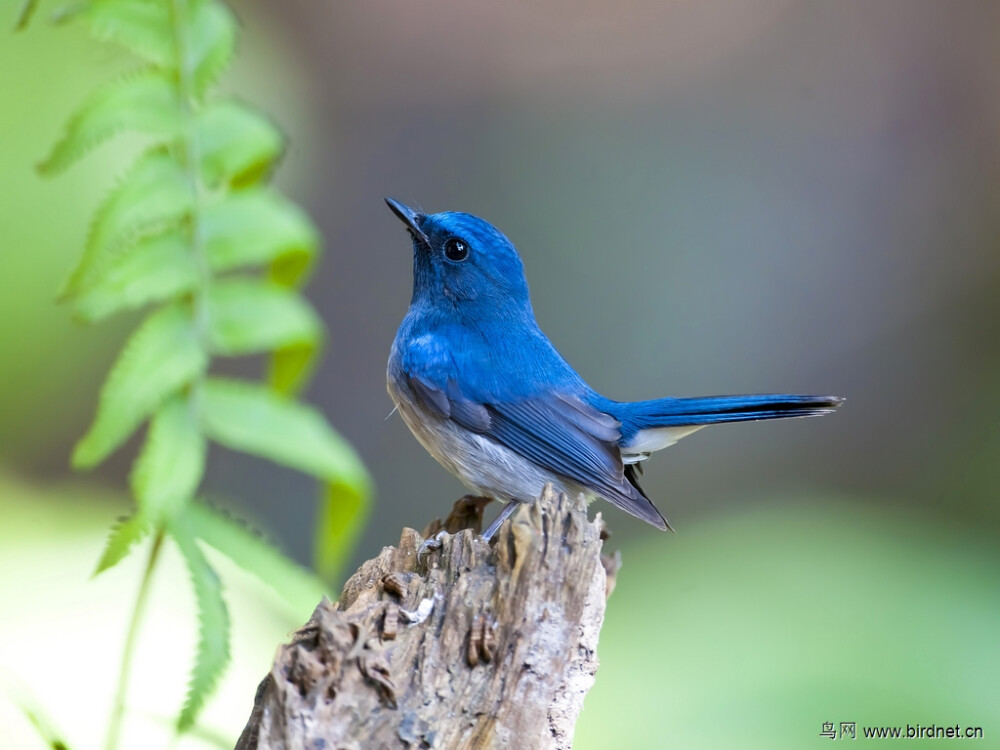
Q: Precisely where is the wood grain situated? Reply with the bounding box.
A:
[236,486,618,750]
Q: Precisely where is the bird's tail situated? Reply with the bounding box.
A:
[620,393,844,429]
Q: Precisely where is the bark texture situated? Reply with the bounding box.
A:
[236,486,620,750]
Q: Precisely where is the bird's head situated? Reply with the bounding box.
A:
[385,199,532,318]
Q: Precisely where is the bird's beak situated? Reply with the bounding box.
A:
[385,198,430,246]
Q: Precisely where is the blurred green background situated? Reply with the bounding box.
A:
[2,1,998,748]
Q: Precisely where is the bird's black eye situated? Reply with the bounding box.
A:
[444,238,469,262]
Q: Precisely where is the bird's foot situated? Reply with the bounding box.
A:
[417,529,449,566]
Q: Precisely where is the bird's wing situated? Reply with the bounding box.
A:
[406,373,670,530]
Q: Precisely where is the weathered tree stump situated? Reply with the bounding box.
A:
[236,486,620,750]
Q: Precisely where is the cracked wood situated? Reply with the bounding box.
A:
[236,486,620,750]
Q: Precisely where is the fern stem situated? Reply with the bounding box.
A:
[167,0,224,732]
[105,529,165,750]
[169,0,212,346]
[170,0,213,451]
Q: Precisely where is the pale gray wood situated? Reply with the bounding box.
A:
[236,486,619,750]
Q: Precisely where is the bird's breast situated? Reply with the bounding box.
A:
[386,361,581,503]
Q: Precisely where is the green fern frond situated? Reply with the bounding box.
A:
[62,148,192,298]
[169,514,230,732]
[37,0,373,737]
[73,302,206,468]
[200,378,372,581]
[269,342,318,396]
[39,69,180,174]
[200,377,370,490]
[81,0,236,94]
[315,478,371,584]
[184,0,237,94]
[131,393,206,520]
[203,188,318,282]
[84,0,174,65]
[195,100,283,186]
[206,278,321,357]
[94,512,152,575]
[72,229,199,322]
[181,502,329,615]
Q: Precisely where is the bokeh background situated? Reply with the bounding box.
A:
[2,1,998,748]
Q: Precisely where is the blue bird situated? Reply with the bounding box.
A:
[385,199,843,539]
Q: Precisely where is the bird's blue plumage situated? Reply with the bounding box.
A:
[385,199,843,533]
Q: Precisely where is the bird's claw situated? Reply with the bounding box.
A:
[417,529,448,566]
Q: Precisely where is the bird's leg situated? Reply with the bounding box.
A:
[419,498,519,562]
[482,500,521,542]
[417,494,494,565]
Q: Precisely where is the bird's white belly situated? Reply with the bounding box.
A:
[388,377,582,503]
